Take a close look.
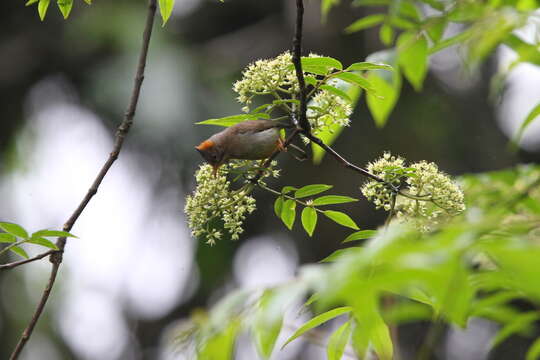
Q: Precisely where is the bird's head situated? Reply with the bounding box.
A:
[195,139,226,176]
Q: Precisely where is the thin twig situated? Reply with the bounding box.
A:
[283,322,357,359]
[0,250,55,271]
[8,1,157,358]
[303,132,399,192]
[384,194,397,229]
[292,0,310,132]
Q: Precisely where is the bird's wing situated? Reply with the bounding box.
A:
[231,120,278,135]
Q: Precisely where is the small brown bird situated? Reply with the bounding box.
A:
[196,120,288,174]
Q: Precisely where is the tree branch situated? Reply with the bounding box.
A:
[0,250,55,271]
[289,0,398,194]
[9,0,157,358]
[292,0,310,132]
[303,132,398,191]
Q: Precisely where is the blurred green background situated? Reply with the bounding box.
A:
[1,0,539,359]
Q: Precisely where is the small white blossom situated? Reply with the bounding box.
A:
[361,152,465,231]
[185,160,279,245]
[233,52,352,136]
[233,52,298,105]
[307,90,352,137]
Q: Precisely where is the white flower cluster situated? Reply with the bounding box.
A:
[185,161,279,245]
[361,152,406,211]
[232,53,352,136]
[185,163,256,245]
[307,90,352,137]
[361,153,466,231]
[233,52,299,107]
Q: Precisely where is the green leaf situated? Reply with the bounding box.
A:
[25,0,39,6]
[313,195,358,206]
[418,0,444,11]
[343,230,377,242]
[10,246,29,259]
[282,307,353,348]
[305,75,318,87]
[199,321,240,360]
[158,0,175,26]
[352,295,393,360]
[252,284,306,357]
[281,199,297,230]
[57,0,73,19]
[312,84,361,164]
[303,293,320,308]
[466,9,523,66]
[327,320,352,360]
[397,31,428,91]
[295,184,333,198]
[0,222,28,239]
[366,70,401,127]
[281,186,298,194]
[32,229,78,238]
[196,113,270,127]
[491,312,540,348]
[504,34,540,66]
[353,0,390,5]
[83,0,91,4]
[429,28,474,54]
[319,85,352,102]
[0,233,17,243]
[526,337,540,360]
[274,196,284,218]
[321,0,339,23]
[333,72,375,92]
[27,237,59,250]
[38,0,50,21]
[426,17,447,44]
[346,62,393,72]
[253,291,284,358]
[511,102,540,147]
[320,247,362,263]
[379,23,394,46]
[345,14,386,34]
[302,57,343,71]
[301,65,331,76]
[301,207,318,237]
[323,210,360,230]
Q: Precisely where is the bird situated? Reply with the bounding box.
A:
[195,119,290,175]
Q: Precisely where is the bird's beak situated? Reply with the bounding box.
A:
[212,164,221,177]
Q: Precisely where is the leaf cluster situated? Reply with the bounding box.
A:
[324,0,540,135]
[0,222,77,260]
[176,165,540,360]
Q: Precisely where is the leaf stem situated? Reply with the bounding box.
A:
[257,183,325,214]
[0,239,27,258]
[0,250,55,271]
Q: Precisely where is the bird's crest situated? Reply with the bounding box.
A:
[195,140,214,151]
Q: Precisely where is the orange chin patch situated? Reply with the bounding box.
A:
[196,140,215,151]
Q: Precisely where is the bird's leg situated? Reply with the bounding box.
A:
[276,137,287,152]
[288,143,308,161]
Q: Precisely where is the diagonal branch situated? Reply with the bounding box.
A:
[290,0,398,193]
[9,0,157,358]
[292,0,310,132]
[303,132,399,192]
[0,250,55,271]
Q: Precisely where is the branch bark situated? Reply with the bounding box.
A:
[292,0,310,132]
[9,0,157,358]
[289,0,398,193]
[0,250,54,271]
